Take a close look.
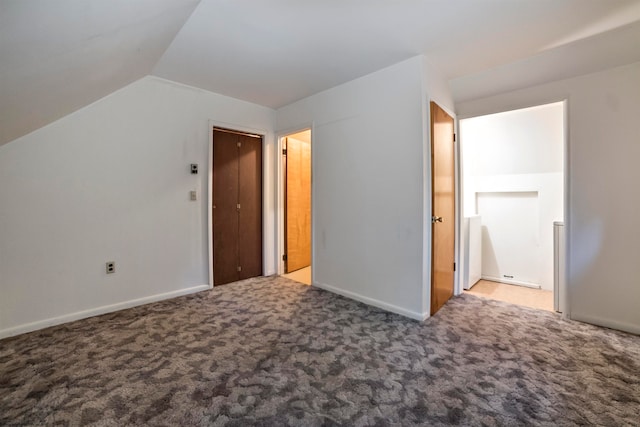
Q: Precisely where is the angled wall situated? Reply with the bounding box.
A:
[0,76,275,338]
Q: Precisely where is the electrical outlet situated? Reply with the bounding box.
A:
[190,190,197,201]
[190,163,198,174]
[106,261,115,274]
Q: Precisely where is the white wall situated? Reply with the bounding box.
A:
[0,76,275,338]
[460,103,564,290]
[422,57,455,115]
[277,56,430,318]
[457,61,640,334]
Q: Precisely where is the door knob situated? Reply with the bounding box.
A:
[432,216,443,223]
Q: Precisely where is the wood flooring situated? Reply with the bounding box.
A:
[282,265,311,285]
[465,279,554,311]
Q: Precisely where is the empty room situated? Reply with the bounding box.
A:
[1,0,639,425]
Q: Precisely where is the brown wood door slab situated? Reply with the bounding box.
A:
[238,134,263,280]
[285,136,311,273]
[213,130,240,286]
[212,129,263,286]
[430,101,455,315]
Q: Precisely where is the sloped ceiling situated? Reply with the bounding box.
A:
[0,0,201,146]
[154,0,640,108]
[1,0,639,146]
[450,20,640,103]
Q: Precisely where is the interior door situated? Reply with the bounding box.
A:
[238,134,263,280]
[430,101,456,315]
[212,130,240,286]
[212,129,263,286]
[284,136,311,273]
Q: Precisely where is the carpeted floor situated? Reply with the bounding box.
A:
[1,276,639,426]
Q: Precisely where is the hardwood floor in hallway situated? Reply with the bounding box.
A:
[464,279,554,312]
[282,266,311,285]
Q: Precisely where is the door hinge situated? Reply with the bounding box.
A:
[282,148,287,155]
[237,266,242,272]
[237,203,241,210]
[453,262,456,272]
[282,254,287,261]
[237,141,241,148]
[453,133,456,142]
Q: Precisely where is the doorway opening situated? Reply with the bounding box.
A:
[279,129,312,285]
[211,127,264,286]
[458,101,566,312]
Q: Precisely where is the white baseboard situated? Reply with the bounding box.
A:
[481,275,543,289]
[312,281,429,321]
[569,312,640,336]
[0,284,210,340]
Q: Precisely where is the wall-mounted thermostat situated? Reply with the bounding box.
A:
[191,163,198,174]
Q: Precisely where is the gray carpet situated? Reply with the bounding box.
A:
[1,276,639,426]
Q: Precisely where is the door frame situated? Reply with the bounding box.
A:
[428,101,458,315]
[425,101,460,317]
[207,120,272,288]
[275,124,314,278]
[455,99,570,317]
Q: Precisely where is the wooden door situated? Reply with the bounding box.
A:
[212,129,263,286]
[430,102,456,315]
[284,137,311,273]
[238,134,263,280]
[213,130,240,286]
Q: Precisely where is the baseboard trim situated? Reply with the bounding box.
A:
[0,284,210,340]
[481,275,543,290]
[312,281,428,321]
[570,312,640,336]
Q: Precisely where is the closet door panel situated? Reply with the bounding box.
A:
[238,135,263,280]
[212,130,240,285]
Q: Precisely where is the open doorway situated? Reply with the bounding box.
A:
[459,102,565,312]
[280,129,312,285]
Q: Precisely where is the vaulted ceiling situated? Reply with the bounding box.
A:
[2,0,639,146]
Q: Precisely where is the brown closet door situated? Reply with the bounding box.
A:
[212,130,240,285]
[212,129,263,286]
[238,134,263,280]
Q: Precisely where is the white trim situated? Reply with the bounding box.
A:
[277,134,284,275]
[208,123,214,288]
[0,285,209,340]
[208,121,274,288]
[274,124,314,277]
[313,281,428,321]
[570,313,640,336]
[481,275,542,289]
[561,99,571,319]
[421,92,431,316]
[453,112,461,297]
